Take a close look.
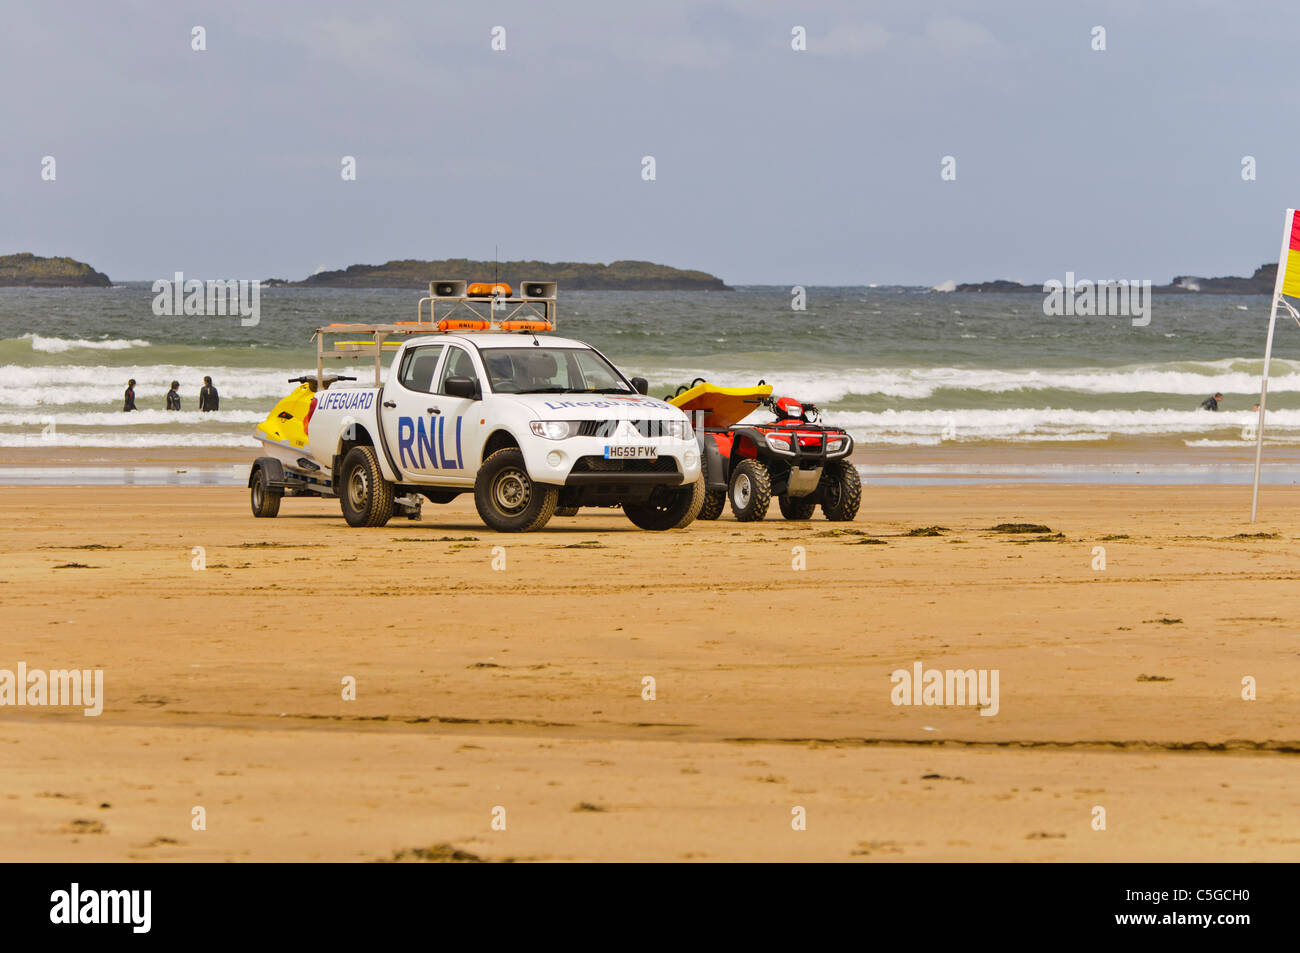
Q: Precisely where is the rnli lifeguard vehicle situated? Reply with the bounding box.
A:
[250,281,703,531]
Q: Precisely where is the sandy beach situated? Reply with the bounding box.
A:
[1,483,1296,861]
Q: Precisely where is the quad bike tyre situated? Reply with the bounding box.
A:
[624,476,705,531]
[778,494,817,520]
[475,448,558,532]
[554,506,580,517]
[250,466,282,518]
[729,459,772,522]
[339,445,394,527]
[697,489,726,521]
[819,459,862,522]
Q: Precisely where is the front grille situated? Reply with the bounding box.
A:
[572,456,679,474]
[576,420,668,438]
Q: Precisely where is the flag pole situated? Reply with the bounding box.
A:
[1250,208,1294,521]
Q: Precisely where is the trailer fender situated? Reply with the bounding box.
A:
[249,456,285,488]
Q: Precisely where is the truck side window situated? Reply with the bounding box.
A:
[438,346,480,394]
[398,345,443,394]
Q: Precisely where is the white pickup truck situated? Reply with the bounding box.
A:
[248,284,703,532]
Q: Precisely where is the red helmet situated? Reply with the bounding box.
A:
[775,396,804,420]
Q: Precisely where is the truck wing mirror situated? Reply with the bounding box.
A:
[630,377,649,395]
[444,376,479,400]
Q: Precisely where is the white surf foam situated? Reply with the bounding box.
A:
[644,358,1300,402]
[1183,438,1300,447]
[0,410,263,427]
[20,334,152,353]
[0,364,314,407]
[825,407,1300,445]
[0,432,259,448]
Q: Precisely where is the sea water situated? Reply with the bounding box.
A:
[0,284,1295,476]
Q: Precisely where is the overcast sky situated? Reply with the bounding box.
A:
[4,0,1299,285]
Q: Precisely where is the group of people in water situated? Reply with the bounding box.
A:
[122,377,219,412]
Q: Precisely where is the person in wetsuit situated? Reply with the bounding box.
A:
[123,379,138,412]
[199,376,219,412]
[1200,392,1224,411]
[166,380,181,411]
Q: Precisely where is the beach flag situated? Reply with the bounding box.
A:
[1283,211,1300,299]
[1250,208,1300,520]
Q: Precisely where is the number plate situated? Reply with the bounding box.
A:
[604,445,658,460]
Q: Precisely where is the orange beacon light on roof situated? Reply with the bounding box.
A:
[466,282,512,297]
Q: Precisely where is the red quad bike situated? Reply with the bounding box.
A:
[668,380,861,522]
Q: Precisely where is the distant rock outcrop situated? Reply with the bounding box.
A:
[1155,264,1277,294]
[953,278,1036,293]
[0,253,111,287]
[955,263,1281,294]
[296,258,731,291]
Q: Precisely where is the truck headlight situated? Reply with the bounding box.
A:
[530,420,577,439]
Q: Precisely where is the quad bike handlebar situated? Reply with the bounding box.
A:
[758,393,820,422]
[288,374,356,392]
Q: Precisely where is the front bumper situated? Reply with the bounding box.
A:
[522,436,701,487]
[564,456,685,487]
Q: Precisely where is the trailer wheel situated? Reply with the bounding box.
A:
[339,445,394,527]
[555,506,580,517]
[778,495,817,520]
[475,448,558,532]
[624,476,705,531]
[729,459,771,522]
[250,467,282,518]
[820,459,862,522]
[698,489,726,521]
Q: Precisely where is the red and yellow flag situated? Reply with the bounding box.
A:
[1283,211,1300,298]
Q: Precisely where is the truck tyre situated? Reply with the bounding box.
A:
[555,506,580,517]
[778,494,817,520]
[728,459,771,522]
[820,459,862,522]
[250,466,281,518]
[475,448,558,532]
[698,489,726,521]
[624,476,705,531]
[339,445,394,527]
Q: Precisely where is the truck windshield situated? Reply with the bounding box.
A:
[481,347,633,395]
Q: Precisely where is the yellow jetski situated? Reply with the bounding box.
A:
[254,374,353,470]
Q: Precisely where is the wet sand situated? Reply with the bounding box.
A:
[6,440,1300,492]
[1,485,1297,861]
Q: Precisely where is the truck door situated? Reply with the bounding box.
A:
[380,343,460,482]
[431,344,487,477]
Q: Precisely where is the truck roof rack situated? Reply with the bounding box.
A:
[417,279,556,332]
[310,280,558,387]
